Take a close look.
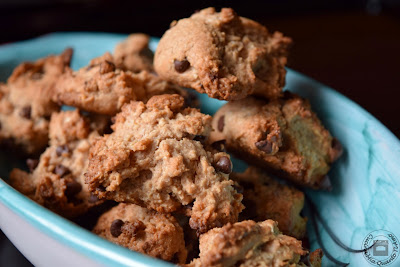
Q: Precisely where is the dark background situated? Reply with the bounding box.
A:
[0,0,400,265]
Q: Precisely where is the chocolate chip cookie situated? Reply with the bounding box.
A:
[54,52,188,115]
[85,94,243,234]
[93,203,187,264]
[9,110,107,218]
[154,7,292,101]
[231,167,307,239]
[186,220,321,267]
[210,93,343,189]
[0,48,72,154]
[114,33,154,73]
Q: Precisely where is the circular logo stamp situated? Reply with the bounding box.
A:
[362,230,399,266]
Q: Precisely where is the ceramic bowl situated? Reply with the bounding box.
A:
[0,33,399,267]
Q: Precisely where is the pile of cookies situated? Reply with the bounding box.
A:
[1,7,343,267]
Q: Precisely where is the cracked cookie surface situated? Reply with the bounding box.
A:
[85,94,243,234]
[154,7,292,101]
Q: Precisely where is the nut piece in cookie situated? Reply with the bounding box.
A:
[0,48,72,154]
[231,167,307,239]
[85,94,244,234]
[154,7,292,101]
[210,93,343,189]
[93,203,187,264]
[54,52,190,115]
[9,110,107,218]
[114,33,154,73]
[186,220,313,267]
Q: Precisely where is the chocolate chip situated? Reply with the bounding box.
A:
[99,60,116,74]
[211,140,226,152]
[26,159,39,172]
[217,115,225,132]
[255,140,273,154]
[88,193,100,203]
[214,156,232,174]
[174,59,190,73]
[65,181,82,197]
[56,145,70,156]
[19,106,31,119]
[110,219,124,237]
[54,164,70,177]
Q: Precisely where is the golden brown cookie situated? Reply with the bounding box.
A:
[186,220,311,267]
[154,7,292,101]
[93,203,187,264]
[0,48,72,154]
[54,52,188,115]
[209,93,343,189]
[114,33,154,73]
[231,167,307,239]
[85,94,243,234]
[9,110,107,218]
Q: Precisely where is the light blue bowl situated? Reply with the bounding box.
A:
[0,33,399,267]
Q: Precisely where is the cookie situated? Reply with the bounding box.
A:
[209,93,343,189]
[85,94,244,234]
[0,48,72,154]
[231,167,307,239]
[114,33,154,73]
[54,52,188,115]
[186,220,316,267]
[154,7,292,101]
[93,203,187,264]
[9,109,107,218]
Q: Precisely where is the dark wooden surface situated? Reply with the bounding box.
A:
[0,1,399,266]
